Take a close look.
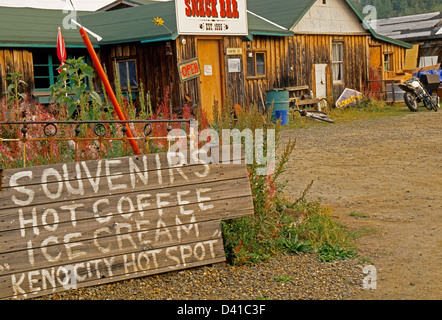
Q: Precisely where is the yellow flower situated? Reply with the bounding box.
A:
[153,17,165,26]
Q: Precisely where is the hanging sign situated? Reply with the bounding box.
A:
[176,0,248,35]
[178,58,201,82]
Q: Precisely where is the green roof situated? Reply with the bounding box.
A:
[0,7,98,47]
[0,1,408,49]
[81,1,179,44]
[81,1,293,45]
[0,2,293,47]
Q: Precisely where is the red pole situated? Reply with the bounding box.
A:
[79,27,141,155]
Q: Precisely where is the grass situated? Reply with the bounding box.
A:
[222,198,360,265]
[281,99,419,130]
[349,212,369,218]
[273,276,295,283]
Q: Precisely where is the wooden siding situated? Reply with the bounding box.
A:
[175,36,201,112]
[0,34,407,113]
[0,49,33,95]
[238,34,371,104]
[98,41,181,114]
[368,36,407,81]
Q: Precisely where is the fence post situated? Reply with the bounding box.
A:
[189,119,198,150]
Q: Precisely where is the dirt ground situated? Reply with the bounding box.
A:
[279,109,441,300]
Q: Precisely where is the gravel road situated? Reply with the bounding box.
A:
[279,109,441,300]
[36,108,440,301]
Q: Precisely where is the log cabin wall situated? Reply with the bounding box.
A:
[174,35,200,112]
[368,36,407,81]
[173,33,397,111]
[98,41,181,115]
[0,49,33,96]
[241,34,370,105]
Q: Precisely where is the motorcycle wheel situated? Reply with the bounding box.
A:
[404,92,419,112]
[423,97,438,112]
[432,96,439,112]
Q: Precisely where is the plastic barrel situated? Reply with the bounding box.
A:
[275,110,288,125]
[266,89,289,124]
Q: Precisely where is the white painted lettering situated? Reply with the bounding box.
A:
[41,168,63,199]
[105,159,127,191]
[9,171,35,206]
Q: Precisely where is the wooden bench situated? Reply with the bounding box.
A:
[284,85,320,110]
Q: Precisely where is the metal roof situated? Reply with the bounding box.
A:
[0,6,98,47]
[246,0,412,49]
[371,12,442,42]
[0,0,411,48]
[0,2,293,47]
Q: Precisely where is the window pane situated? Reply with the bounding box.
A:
[128,60,137,87]
[332,43,343,62]
[384,54,392,71]
[256,52,265,75]
[34,77,50,89]
[332,42,344,81]
[118,61,129,88]
[33,53,52,89]
[33,53,49,65]
[118,60,137,88]
[247,54,254,76]
[332,62,343,81]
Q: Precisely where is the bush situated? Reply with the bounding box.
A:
[206,100,358,265]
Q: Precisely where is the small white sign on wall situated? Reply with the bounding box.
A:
[204,65,213,75]
[228,58,241,73]
[175,0,248,35]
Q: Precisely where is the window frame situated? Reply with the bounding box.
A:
[384,52,393,72]
[33,52,92,92]
[331,41,344,83]
[33,53,57,92]
[116,58,138,90]
[245,49,267,79]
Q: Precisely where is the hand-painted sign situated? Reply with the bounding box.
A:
[0,149,253,299]
[178,58,201,82]
[175,0,248,35]
[335,88,364,108]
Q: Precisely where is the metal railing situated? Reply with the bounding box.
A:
[367,79,404,103]
[0,119,198,168]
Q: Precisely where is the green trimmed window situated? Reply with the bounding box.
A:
[32,52,92,91]
[33,53,58,91]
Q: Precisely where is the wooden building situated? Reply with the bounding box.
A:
[0,0,412,117]
[0,6,98,103]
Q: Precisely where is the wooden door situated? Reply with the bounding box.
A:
[314,64,328,99]
[197,39,223,121]
[369,45,382,98]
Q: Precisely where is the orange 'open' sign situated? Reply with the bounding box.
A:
[178,58,201,82]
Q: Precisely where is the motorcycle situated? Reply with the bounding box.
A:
[398,71,440,112]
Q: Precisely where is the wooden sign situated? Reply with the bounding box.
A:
[175,0,248,36]
[178,58,201,82]
[335,88,364,108]
[0,148,253,299]
[226,48,243,55]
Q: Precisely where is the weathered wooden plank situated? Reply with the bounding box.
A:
[0,235,225,300]
[0,149,253,299]
[0,219,221,276]
[0,161,247,211]
[0,183,252,251]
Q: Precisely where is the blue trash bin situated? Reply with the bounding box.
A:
[275,110,288,125]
